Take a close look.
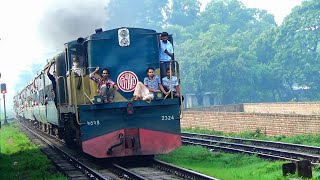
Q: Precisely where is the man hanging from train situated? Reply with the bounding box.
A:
[89,67,119,103]
[159,32,174,79]
[47,61,57,106]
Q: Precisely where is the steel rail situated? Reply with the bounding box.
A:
[182,132,320,155]
[19,122,111,180]
[152,159,219,180]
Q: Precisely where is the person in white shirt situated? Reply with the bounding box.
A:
[66,57,83,77]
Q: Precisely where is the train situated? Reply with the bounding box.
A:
[13,27,182,158]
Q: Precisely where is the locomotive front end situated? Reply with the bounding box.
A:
[68,27,182,158]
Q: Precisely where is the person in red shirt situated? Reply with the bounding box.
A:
[89,67,118,103]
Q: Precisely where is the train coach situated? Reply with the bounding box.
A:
[13,27,182,158]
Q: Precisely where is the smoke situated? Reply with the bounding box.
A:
[37,0,110,50]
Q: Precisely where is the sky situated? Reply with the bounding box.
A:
[0,0,304,111]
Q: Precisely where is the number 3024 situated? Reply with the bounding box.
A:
[161,115,174,121]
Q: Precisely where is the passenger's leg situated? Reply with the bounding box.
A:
[106,87,116,102]
[170,61,176,75]
[160,62,168,80]
[133,82,142,99]
[99,84,108,102]
[133,82,149,100]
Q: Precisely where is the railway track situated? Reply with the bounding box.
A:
[111,159,218,180]
[18,120,218,179]
[182,132,320,164]
[19,121,117,179]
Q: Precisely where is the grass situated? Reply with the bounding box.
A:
[157,146,320,180]
[183,127,320,147]
[0,123,66,180]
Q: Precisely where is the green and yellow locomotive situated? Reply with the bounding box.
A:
[14,27,182,158]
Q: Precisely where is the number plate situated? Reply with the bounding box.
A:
[87,120,100,126]
[161,115,174,121]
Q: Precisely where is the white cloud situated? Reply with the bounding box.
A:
[0,0,50,110]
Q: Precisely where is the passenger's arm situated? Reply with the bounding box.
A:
[159,84,168,95]
[165,44,174,60]
[113,84,119,91]
[147,87,160,92]
[164,50,174,59]
[93,67,99,74]
[47,63,52,76]
[89,67,99,82]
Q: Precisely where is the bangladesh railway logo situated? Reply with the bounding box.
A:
[117,71,139,92]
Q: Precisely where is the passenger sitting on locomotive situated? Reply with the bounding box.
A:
[162,68,184,104]
[47,61,57,106]
[66,57,83,77]
[133,67,167,101]
[159,32,174,79]
[89,67,118,103]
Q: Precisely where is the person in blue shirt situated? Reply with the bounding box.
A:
[133,67,167,101]
[159,32,174,79]
[162,68,180,98]
[162,68,184,104]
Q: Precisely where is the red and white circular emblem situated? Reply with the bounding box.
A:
[117,71,139,92]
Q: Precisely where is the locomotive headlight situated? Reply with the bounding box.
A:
[118,28,130,47]
[119,29,129,37]
[120,38,129,46]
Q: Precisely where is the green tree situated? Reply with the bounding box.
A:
[175,0,277,104]
[105,0,168,30]
[273,0,320,101]
[165,0,201,26]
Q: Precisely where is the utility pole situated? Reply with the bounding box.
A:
[3,94,7,125]
[0,83,7,125]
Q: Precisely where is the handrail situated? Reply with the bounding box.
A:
[83,92,94,104]
[169,60,184,118]
[80,71,86,104]
[175,62,184,119]
[71,72,80,125]
[169,61,174,99]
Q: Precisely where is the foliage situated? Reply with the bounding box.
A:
[273,0,320,101]
[105,0,169,30]
[104,0,320,104]
[165,0,201,26]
